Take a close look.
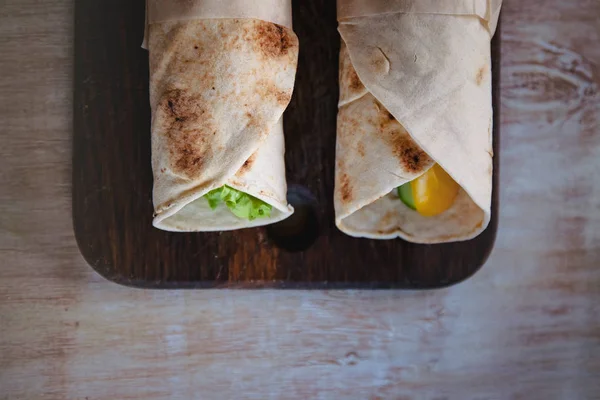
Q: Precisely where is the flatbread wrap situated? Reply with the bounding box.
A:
[145,0,299,231]
[335,0,502,243]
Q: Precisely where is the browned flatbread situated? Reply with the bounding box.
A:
[148,19,298,231]
[335,1,501,243]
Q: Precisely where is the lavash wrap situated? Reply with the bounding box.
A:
[335,0,502,243]
[145,0,298,231]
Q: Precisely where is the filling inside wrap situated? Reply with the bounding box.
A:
[147,18,299,231]
[335,10,497,243]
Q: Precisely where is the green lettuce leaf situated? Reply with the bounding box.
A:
[204,185,272,221]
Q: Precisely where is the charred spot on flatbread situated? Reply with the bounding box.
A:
[380,111,395,129]
[339,173,353,203]
[347,64,364,92]
[339,43,367,102]
[243,112,259,130]
[357,142,366,157]
[162,89,200,122]
[380,126,431,175]
[171,135,206,176]
[236,152,257,177]
[373,100,432,174]
[392,134,431,174]
[274,89,292,106]
[373,99,396,129]
[160,89,213,178]
[251,21,298,59]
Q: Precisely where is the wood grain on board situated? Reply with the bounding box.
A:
[72,0,499,289]
[0,0,599,398]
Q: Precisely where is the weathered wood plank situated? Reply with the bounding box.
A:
[0,0,599,398]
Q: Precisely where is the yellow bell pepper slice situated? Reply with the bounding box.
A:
[410,164,460,217]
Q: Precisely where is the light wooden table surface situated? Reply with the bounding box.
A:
[1,1,599,399]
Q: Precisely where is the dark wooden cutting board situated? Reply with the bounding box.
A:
[73,0,500,289]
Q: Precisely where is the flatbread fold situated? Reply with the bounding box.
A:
[335,1,501,243]
[148,18,299,231]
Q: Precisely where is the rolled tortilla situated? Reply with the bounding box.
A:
[335,0,501,243]
[146,1,299,231]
